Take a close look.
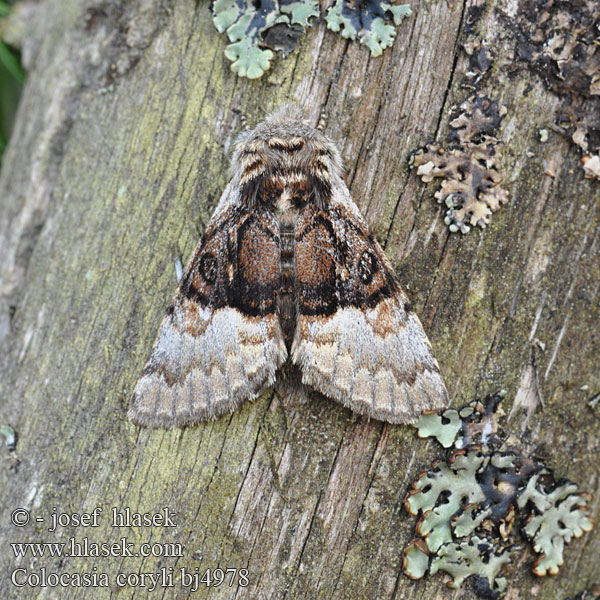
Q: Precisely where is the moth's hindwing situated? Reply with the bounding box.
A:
[291,198,449,424]
[128,204,287,428]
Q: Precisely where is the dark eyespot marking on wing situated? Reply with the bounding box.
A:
[358,250,378,285]
[200,254,218,283]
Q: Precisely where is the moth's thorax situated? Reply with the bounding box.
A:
[275,194,302,231]
[234,128,341,210]
[232,128,342,348]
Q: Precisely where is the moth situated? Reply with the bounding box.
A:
[128,106,449,428]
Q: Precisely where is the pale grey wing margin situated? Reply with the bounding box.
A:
[128,204,287,428]
[293,301,448,424]
[129,308,287,428]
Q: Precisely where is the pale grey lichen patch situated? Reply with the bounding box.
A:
[514,0,600,100]
[413,409,461,448]
[0,424,17,452]
[210,0,412,78]
[412,93,509,233]
[403,394,595,597]
[406,448,487,552]
[280,0,320,26]
[1,424,21,471]
[402,539,430,580]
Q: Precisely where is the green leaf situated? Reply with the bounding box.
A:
[0,1,12,17]
[0,42,25,83]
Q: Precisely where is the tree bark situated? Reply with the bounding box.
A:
[0,1,598,599]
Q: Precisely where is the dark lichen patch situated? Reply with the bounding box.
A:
[448,94,507,146]
[415,392,505,449]
[565,588,600,600]
[403,394,595,597]
[466,42,494,78]
[411,93,508,234]
[461,0,494,83]
[554,106,600,180]
[463,0,486,35]
[261,21,304,58]
[504,0,600,181]
[512,0,600,100]
[455,392,505,449]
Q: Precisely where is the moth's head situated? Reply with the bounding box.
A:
[232,105,343,209]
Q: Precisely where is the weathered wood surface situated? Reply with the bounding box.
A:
[0,0,598,598]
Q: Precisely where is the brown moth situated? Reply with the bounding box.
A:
[128,106,449,428]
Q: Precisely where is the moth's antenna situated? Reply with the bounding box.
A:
[316,110,327,132]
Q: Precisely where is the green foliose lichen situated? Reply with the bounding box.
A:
[212,0,290,79]
[325,0,411,56]
[406,449,487,552]
[430,536,512,594]
[280,0,319,26]
[403,394,595,598]
[517,470,594,576]
[413,408,462,448]
[211,0,412,78]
